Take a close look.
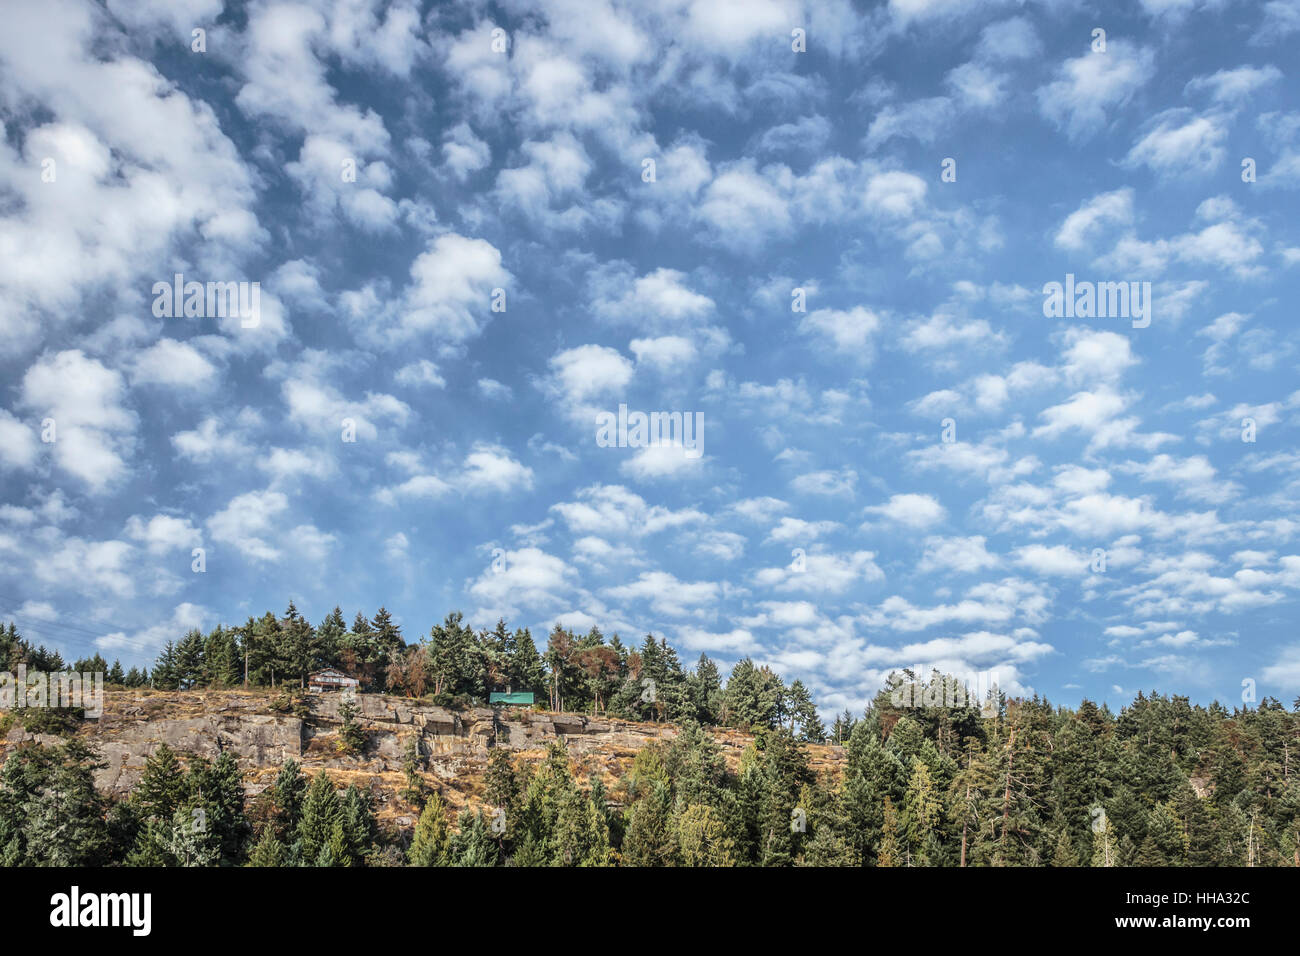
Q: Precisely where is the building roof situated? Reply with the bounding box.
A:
[489,691,535,705]
[309,668,358,683]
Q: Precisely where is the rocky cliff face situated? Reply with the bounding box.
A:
[1,689,845,826]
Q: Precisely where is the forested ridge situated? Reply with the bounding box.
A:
[0,609,1298,867]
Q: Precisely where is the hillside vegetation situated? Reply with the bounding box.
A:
[1,612,1298,866]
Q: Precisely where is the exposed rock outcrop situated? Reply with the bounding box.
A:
[1,689,844,825]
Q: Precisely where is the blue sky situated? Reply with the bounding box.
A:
[1,0,1298,716]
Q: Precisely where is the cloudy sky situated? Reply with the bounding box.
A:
[1,0,1299,716]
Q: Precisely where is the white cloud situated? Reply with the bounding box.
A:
[461,444,534,494]
[755,550,883,594]
[798,306,882,359]
[697,160,792,250]
[131,339,220,390]
[125,514,202,554]
[590,266,714,329]
[630,335,697,369]
[1013,544,1092,577]
[206,490,289,563]
[20,350,135,492]
[1055,189,1133,251]
[395,359,446,388]
[544,343,635,415]
[919,536,999,573]
[280,353,411,440]
[0,411,40,472]
[864,493,947,528]
[1261,645,1300,686]
[468,546,579,621]
[551,484,706,538]
[344,233,510,346]
[1037,42,1156,140]
[478,378,513,400]
[33,535,136,599]
[442,122,491,179]
[791,468,858,498]
[1124,110,1227,176]
[766,516,840,544]
[604,570,720,617]
[1185,65,1282,104]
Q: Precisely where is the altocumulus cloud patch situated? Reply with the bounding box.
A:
[0,0,1297,719]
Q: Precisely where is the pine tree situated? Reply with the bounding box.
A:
[190,750,249,864]
[339,785,376,865]
[134,743,187,823]
[371,607,404,654]
[508,627,546,699]
[449,809,501,866]
[903,760,943,864]
[878,797,901,867]
[675,803,734,866]
[248,824,287,866]
[19,740,110,866]
[296,773,341,864]
[1134,835,1165,866]
[843,724,906,865]
[1051,827,1077,866]
[721,658,784,729]
[317,607,348,667]
[832,709,857,745]
[125,816,173,867]
[409,791,451,866]
[151,641,180,689]
[163,806,221,866]
[1091,813,1118,867]
[484,747,519,830]
[399,738,425,807]
[786,680,826,742]
[620,779,675,866]
[338,701,366,755]
[201,626,242,687]
[272,759,306,836]
[684,654,723,724]
[174,629,205,688]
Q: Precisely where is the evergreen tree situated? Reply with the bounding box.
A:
[162,806,221,866]
[338,701,366,755]
[450,809,501,866]
[339,785,376,865]
[878,797,901,867]
[15,740,110,866]
[272,759,307,837]
[842,724,906,865]
[620,779,675,866]
[508,627,546,699]
[786,680,826,742]
[684,654,723,724]
[248,824,287,867]
[399,738,426,807]
[903,760,943,865]
[296,773,342,866]
[409,791,451,866]
[721,658,784,729]
[1091,813,1118,867]
[317,607,349,668]
[484,747,519,840]
[676,803,733,866]
[134,743,187,823]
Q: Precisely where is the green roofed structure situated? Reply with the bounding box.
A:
[489,691,535,706]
